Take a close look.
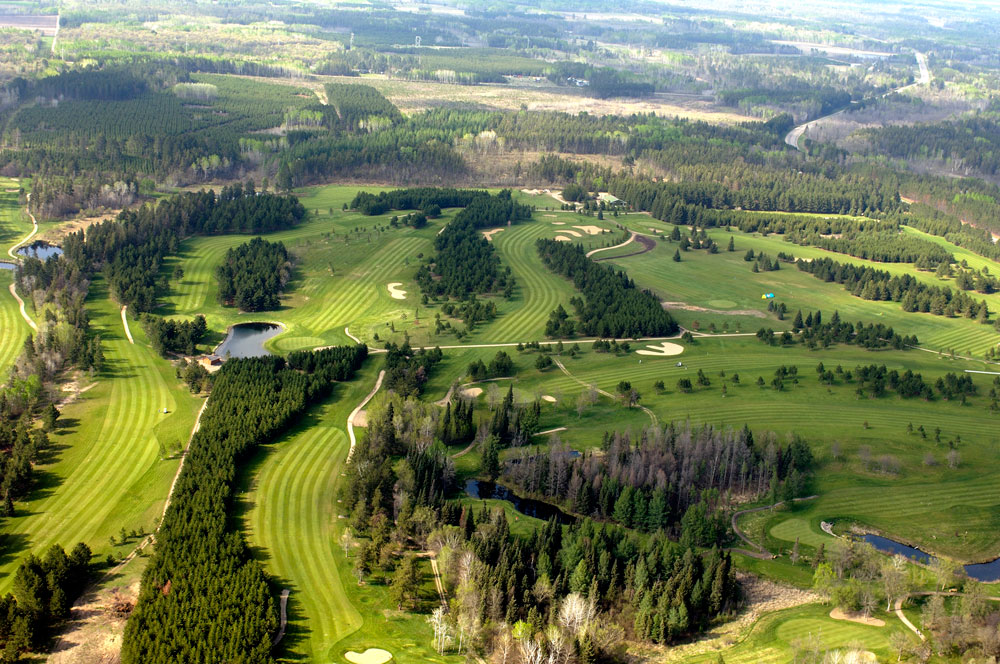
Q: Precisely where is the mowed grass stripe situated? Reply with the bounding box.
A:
[0,271,27,374]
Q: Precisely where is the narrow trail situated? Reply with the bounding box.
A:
[9,282,37,331]
[416,551,448,610]
[7,199,39,332]
[272,589,291,645]
[586,232,635,258]
[593,233,656,261]
[7,200,37,261]
[553,357,657,426]
[120,305,134,344]
[729,496,819,560]
[344,326,361,344]
[346,369,385,462]
[895,590,1000,641]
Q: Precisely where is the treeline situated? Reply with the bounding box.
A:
[141,314,208,357]
[536,239,678,338]
[415,191,527,300]
[324,83,402,131]
[63,183,303,313]
[803,230,952,265]
[757,309,918,350]
[122,345,368,664]
[215,237,291,312]
[382,342,443,398]
[0,543,92,660]
[503,423,813,541]
[901,203,1000,262]
[351,187,488,216]
[797,257,991,321]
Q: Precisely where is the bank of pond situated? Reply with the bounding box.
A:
[862,533,1000,582]
[16,241,62,260]
[214,322,283,359]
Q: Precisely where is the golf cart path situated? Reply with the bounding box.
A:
[9,282,37,332]
[591,233,657,262]
[7,199,37,260]
[121,305,134,344]
[553,357,658,426]
[895,590,1000,641]
[729,496,819,559]
[586,232,636,258]
[272,589,290,645]
[345,326,362,344]
[347,369,385,462]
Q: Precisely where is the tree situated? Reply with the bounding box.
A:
[276,161,293,192]
[42,403,59,432]
[931,556,959,591]
[340,528,354,557]
[727,236,735,252]
[428,606,452,654]
[390,555,420,609]
[558,592,595,637]
[673,249,681,262]
[482,435,500,480]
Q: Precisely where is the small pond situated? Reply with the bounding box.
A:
[17,241,63,260]
[214,322,283,359]
[0,261,14,270]
[862,533,1000,582]
[464,479,575,524]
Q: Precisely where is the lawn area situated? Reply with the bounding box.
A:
[0,269,28,374]
[608,215,1000,356]
[679,603,904,664]
[241,361,462,664]
[0,177,30,257]
[0,278,201,591]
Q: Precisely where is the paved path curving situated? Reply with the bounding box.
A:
[272,589,291,645]
[729,496,820,559]
[120,305,134,344]
[894,590,1000,641]
[9,282,37,332]
[344,326,361,344]
[591,233,656,262]
[347,370,385,462]
[586,232,636,258]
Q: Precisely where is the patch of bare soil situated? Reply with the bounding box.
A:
[643,573,822,662]
[661,301,767,318]
[48,580,139,664]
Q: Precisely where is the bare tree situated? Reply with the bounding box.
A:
[339,528,354,557]
[492,626,515,664]
[946,449,961,469]
[487,383,502,410]
[558,592,596,637]
[428,606,452,654]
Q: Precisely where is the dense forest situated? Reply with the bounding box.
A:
[141,314,208,357]
[415,190,528,300]
[122,345,367,664]
[536,239,678,338]
[215,237,291,311]
[63,183,303,313]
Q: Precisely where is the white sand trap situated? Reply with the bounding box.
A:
[573,225,604,235]
[829,608,885,627]
[482,228,505,242]
[551,220,565,225]
[387,283,406,300]
[555,235,572,242]
[544,214,558,218]
[560,229,582,237]
[636,342,684,357]
[345,649,393,664]
[521,188,542,195]
[352,410,368,427]
[462,387,483,398]
[542,395,556,403]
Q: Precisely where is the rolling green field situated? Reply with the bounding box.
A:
[0,279,200,593]
[242,362,458,664]
[0,270,28,374]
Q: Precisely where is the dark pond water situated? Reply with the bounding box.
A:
[0,261,14,270]
[16,241,62,260]
[214,322,283,358]
[464,479,575,524]
[862,534,1000,582]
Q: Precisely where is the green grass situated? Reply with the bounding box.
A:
[0,270,28,374]
[680,603,903,664]
[609,218,1000,356]
[242,362,462,664]
[0,278,201,591]
[0,177,29,257]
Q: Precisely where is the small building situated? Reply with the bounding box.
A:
[198,355,223,370]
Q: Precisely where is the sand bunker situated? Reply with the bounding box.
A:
[636,342,684,357]
[482,228,505,242]
[555,235,572,242]
[560,229,582,237]
[829,608,885,627]
[462,387,483,398]
[551,220,565,225]
[542,395,556,403]
[345,649,393,664]
[573,225,604,235]
[352,410,368,427]
[387,283,407,300]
